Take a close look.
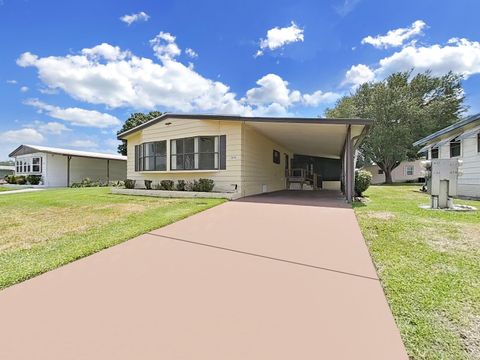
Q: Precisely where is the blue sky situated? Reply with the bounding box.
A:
[1,0,480,159]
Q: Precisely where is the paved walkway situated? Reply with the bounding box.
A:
[0,188,44,195]
[0,190,408,359]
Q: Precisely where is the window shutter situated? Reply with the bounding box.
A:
[134,145,139,171]
[219,135,226,170]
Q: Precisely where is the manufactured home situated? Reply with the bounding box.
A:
[362,159,425,184]
[0,165,15,178]
[413,113,480,198]
[117,114,372,202]
[9,145,127,187]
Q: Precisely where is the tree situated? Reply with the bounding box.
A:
[326,71,465,183]
[116,111,163,155]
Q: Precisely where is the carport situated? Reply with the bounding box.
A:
[238,116,372,202]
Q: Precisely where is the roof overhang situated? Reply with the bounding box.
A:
[117,113,372,158]
[413,113,480,148]
[244,121,368,158]
[9,145,127,161]
[117,113,372,139]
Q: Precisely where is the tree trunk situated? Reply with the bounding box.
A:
[384,169,393,184]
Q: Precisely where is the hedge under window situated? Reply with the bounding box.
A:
[135,141,167,171]
[171,135,226,170]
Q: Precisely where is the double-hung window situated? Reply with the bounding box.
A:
[450,139,461,158]
[431,148,439,159]
[32,157,42,173]
[405,165,414,176]
[171,135,226,170]
[134,141,167,171]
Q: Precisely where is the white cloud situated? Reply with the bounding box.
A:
[251,103,291,117]
[25,99,121,128]
[2,128,44,144]
[17,42,247,114]
[37,121,70,135]
[150,32,181,60]
[334,0,361,16]
[244,73,341,112]
[20,86,29,92]
[6,79,17,84]
[343,64,375,87]
[120,11,149,25]
[256,21,304,57]
[185,48,198,58]
[376,38,480,78]
[81,43,130,61]
[245,74,300,107]
[362,20,426,49]
[302,90,341,106]
[70,140,98,148]
[17,36,339,116]
[345,37,480,86]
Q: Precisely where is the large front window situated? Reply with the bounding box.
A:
[171,136,219,170]
[135,141,167,171]
[16,157,42,174]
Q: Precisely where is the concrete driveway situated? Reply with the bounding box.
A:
[0,190,408,359]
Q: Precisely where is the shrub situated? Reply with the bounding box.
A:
[15,176,27,185]
[191,178,215,192]
[109,180,124,187]
[124,179,136,189]
[355,170,372,196]
[144,180,152,190]
[26,175,42,185]
[71,178,106,188]
[160,180,175,191]
[176,180,186,191]
[4,175,16,184]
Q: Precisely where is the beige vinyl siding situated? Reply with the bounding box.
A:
[242,124,292,196]
[364,160,424,184]
[125,118,242,193]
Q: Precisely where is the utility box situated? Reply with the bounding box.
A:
[422,159,462,209]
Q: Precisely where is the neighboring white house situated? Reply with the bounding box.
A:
[117,113,372,202]
[413,113,480,198]
[8,145,127,187]
[362,159,425,184]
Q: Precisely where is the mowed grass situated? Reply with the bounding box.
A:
[0,186,14,192]
[354,185,480,360]
[0,187,225,290]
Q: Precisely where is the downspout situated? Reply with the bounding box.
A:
[66,156,72,187]
[107,159,110,183]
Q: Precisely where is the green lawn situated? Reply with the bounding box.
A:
[0,186,14,192]
[354,185,480,360]
[0,187,225,290]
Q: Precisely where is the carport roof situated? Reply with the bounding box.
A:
[8,144,127,161]
[117,113,373,139]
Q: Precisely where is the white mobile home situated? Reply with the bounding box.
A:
[9,145,127,187]
[0,165,15,178]
[413,113,480,198]
[117,114,372,202]
[362,159,425,184]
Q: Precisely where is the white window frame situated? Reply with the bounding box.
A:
[404,165,414,176]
